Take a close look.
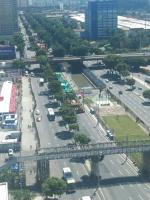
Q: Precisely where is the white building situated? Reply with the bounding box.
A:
[0,182,9,200]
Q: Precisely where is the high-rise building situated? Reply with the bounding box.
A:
[18,0,29,8]
[0,0,18,38]
[85,0,117,40]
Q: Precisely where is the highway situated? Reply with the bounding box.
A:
[30,76,150,200]
[92,69,150,131]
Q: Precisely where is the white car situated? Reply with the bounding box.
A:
[30,72,35,77]
[8,149,14,158]
[81,196,91,200]
[35,109,40,115]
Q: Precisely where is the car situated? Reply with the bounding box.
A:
[90,108,95,114]
[138,87,142,90]
[109,85,113,89]
[30,72,35,77]
[36,116,42,122]
[5,135,11,139]
[8,149,14,158]
[118,90,123,95]
[106,130,111,137]
[47,195,58,200]
[35,109,40,115]
[106,130,114,140]
[105,79,109,83]
[81,196,91,200]
[24,71,29,76]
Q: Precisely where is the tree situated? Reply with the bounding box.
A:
[74,133,91,144]
[143,90,150,100]
[59,103,77,124]
[36,48,47,56]
[124,57,146,72]
[53,47,65,57]
[36,55,48,66]
[42,177,67,198]
[48,80,62,94]
[69,123,79,132]
[116,62,129,77]
[71,45,88,56]
[12,190,32,200]
[12,59,25,69]
[103,55,122,74]
[126,78,135,89]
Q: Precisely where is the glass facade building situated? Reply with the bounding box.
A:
[86,0,117,40]
[0,0,18,37]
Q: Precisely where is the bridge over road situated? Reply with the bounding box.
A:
[2,139,150,181]
[23,52,150,64]
[1,52,150,66]
[17,139,150,162]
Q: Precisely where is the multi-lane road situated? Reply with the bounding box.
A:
[30,76,150,200]
[92,69,150,131]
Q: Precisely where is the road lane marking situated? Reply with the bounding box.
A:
[146,194,150,199]
[124,168,130,175]
[118,170,123,175]
[110,159,114,164]
[63,161,67,166]
[138,194,144,200]
[98,187,106,200]
[128,197,133,200]
[145,184,150,189]
[110,172,114,177]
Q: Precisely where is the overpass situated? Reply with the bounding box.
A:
[23,52,150,64]
[2,139,150,181]
[16,139,150,162]
[1,51,150,66]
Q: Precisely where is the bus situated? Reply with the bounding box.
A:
[63,167,76,193]
[47,108,55,121]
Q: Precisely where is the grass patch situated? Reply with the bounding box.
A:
[103,115,149,141]
[83,98,93,105]
[103,114,148,169]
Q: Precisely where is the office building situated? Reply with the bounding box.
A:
[85,0,117,40]
[0,0,18,38]
[18,0,29,8]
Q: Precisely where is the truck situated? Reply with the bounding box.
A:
[47,108,55,121]
[39,78,44,86]
[63,167,75,193]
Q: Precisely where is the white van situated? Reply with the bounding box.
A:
[8,149,14,158]
[81,196,91,200]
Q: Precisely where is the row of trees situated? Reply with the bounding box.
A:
[24,12,102,56]
[109,28,150,52]
[103,54,150,76]
[12,32,25,57]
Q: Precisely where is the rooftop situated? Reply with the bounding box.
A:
[0,182,8,200]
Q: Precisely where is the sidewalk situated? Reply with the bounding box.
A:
[62,72,79,91]
[21,77,38,186]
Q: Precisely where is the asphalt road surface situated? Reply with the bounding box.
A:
[31,76,150,200]
[92,69,150,131]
